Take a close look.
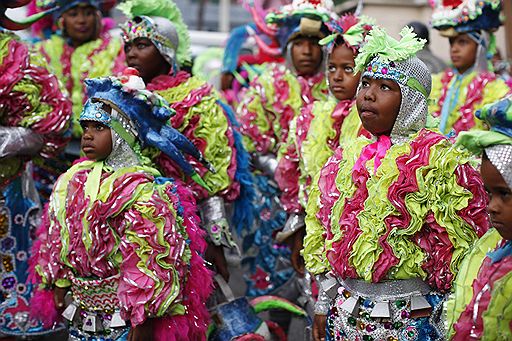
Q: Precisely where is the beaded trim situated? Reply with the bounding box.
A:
[363,60,428,98]
[120,17,176,54]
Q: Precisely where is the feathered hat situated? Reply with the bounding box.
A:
[457,95,512,188]
[319,14,375,53]
[118,0,191,68]
[243,0,336,56]
[80,68,214,190]
[430,0,502,36]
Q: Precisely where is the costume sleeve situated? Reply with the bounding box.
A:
[303,148,344,275]
[117,181,209,327]
[275,116,302,214]
[0,32,71,157]
[237,73,276,154]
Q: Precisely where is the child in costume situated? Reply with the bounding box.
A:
[32,0,125,138]
[0,5,72,336]
[31,70,213,341]
[237,0,334,300]
[303,26,490,341]
[118,0,254,280]
[274,14,373,274]
[429,0,510,136]
[446,96,512,340]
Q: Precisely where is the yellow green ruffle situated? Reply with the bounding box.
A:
[155,76,234,196]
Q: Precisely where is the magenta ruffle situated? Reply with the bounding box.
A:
[316,148,343,239]
[0,39,27,98]
[452,250,512,340]
[153,182,213,341]
[275,147,302,213]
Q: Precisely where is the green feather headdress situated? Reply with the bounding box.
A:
[354,26,428,97]
[118,0,191,66]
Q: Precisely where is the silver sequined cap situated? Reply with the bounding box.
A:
[485,144,512,189]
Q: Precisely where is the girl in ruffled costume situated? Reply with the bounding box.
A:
[446,96,512,340]
[236,0,334,301]
[274,14,373,274]
[303,27,490,341]
[0,4,72,336]
[428,0,510,136]
[118,0,254,281]
[31,0,125,138]
[31,70,213,341]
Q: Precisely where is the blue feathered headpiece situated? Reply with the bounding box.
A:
[83,68,215,190]
[35,0,102,20]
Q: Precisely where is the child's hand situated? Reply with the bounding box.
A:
[313,314,327,341]
[128,318,154,341]
[53,287,68,311]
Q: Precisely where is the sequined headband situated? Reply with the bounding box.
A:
[121,16,176,61]
[80,100,111,127]
[362,58,428,98]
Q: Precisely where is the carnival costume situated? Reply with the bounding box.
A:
[446,96,512,340]
[0,26,72,336]
[31,71,213,341]
[118,0,254,250]
[237,0,335,298]
[303,27,490,340]
[429,0,510,135]
[32,0,125,137]
[274,14,372,241]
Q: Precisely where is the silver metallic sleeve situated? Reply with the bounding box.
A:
[199,196,238,250]
[0,127,43,158]
[252,153,278,177]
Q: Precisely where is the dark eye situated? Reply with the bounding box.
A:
[137,43,147,49]
[344,66,354,73]
[361,80,369,87]
[328,65,336,73]
[95,124,105,131]
[381,84,391,91]
[124,44,131,53]
[499,189,511,200]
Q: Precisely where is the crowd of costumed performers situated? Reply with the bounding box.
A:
[1,0,512,340]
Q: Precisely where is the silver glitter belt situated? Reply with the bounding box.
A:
[339,277,431,302]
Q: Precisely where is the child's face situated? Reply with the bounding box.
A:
[291,36,323,76]
[124,37,171,84]
[481,156,512,240]
[327,44,360,101]
[449,33,477,74]
[80,120,112,161]
[61,5,97,46]
[356,76,402,136]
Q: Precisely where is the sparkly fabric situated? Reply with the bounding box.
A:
[485,144,512,189]
[326,287,445,341]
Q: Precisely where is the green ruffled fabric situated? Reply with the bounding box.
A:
[445,228,502,339]
[35,35,123,136]
[483,271,512,341]
[155,76,234,195]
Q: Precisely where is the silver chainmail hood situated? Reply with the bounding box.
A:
[361,55,432,144]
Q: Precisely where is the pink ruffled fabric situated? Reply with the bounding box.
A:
[153,182,213,341]
[316,148,343,239]
[454,164,489,238]
[275,146,302,213]
[373,131,444,283]
[453,250,512,340]
[0,39,27,98]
